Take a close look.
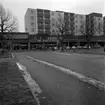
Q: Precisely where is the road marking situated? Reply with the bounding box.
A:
[16,62,42,105]
[53,52,71,56]
[26,56,105,91]
[11,53,14,58]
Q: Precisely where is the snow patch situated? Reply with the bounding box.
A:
[16,62,42,105]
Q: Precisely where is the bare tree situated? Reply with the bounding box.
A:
[80,21,93,50]
[0,4,18,53]
[56,16,67,51]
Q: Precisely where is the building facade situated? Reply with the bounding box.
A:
[103,16,105,35]
[74,14,86,36]
[86,13,103,36]
[25,8,104,36]
[25,8,51,35]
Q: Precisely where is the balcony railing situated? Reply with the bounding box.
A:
[37,18,43,23]
[45,25,50,29]
[45,29,51,34]
[44,19,50,24]
[37,9,43,13]
[43,9,50,13]
[38,24,44,29]
[38,30,44,34]
[43,13,50,18]
[37,12,43,17]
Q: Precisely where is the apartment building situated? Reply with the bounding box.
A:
[86,13,103,36]
[64,12,86,36]
[25,8,51,35]
[25,8,104,36]
[25,8,37,34]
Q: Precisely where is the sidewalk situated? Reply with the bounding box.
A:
[0,58,37,105]
[64,48,105,55]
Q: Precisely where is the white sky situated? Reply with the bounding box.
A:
[1,0,105,32]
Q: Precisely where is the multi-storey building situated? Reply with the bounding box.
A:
[50,11,64,35]
[64,12,86,36]
[25,8,51,35]
[25,8,104,36]
[86,13,103,36]
[25,8,37,34]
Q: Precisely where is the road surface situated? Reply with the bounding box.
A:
[14,51,105,105]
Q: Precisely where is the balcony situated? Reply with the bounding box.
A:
[45,29,51,34]
[38,30,44,34]
[70,21,75,26]
[45,24,50,29]
[37,13,43,17]
[44,19,50,24]
[65,20,70,25]
[37,18,43,23]
[70,13,74,16]
[44,9,50,13]
[38,24,44,29]
[43,13,50,18]
[37,9,43,13]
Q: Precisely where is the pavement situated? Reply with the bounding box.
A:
[14,51,105,105]
[62,47,105,55]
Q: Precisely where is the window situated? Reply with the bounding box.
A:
[52,12,54,16]
[80,21,83,23]
[52,23,55,26]
[75,25,77,28]
[75,15,77,18]
[52,18,55,21]
[31,28,34,32]
[52,29,55,32]
[80,15,82,19]
[58,13,61,17]
[30,10,34,14]
[31,22,34,26]
[30,16,34,20]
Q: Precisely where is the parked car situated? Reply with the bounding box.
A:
[54,47,58,50]
[72,46,76,49]
[66,46,70,50]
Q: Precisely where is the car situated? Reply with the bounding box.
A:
[83,46,87,48]
[72,46,76,49]
[54,47,58,50]
[66,46,70,50]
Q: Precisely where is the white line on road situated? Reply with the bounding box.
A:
[53,52,71,56]
[11,53,14,58]
[16,62,42,105]
[26,55,105,91]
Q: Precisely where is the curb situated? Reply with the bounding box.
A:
[63,50,105,55]
[16,62,42,105]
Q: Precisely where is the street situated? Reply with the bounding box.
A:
[15,51,105,105]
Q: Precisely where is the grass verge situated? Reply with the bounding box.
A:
[0,58,37,105]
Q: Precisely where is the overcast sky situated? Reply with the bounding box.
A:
[1,0,105,32]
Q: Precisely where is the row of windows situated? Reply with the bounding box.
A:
[31,28,34,32]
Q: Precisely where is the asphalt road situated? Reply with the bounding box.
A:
[15,51,105,105]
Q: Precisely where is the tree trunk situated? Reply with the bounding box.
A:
[60,40,64,52]
[87,41,90,50]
